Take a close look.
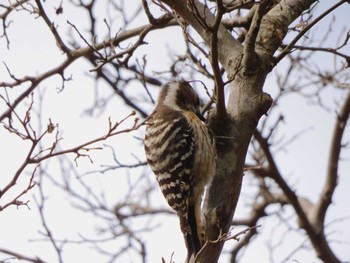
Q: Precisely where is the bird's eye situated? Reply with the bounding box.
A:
[178,93,186,105]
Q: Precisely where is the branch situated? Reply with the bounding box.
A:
[313,91,350,226]
[35,0,71,54]
[194,225,261,262]
[242,0,271,73]
[274,0,349,64]
[30,112,144,164]
[255,0,317,63]
[0,94,43,201]
[160,0,243,71]
[85,62,150,118]
[0,106,143,213]
[253,130,342,263]
[281,43,350,67]
[35,173,64,263]
[209,0,228,120]
[0,58,73,122]
[222,6,255,30]
[0,0,30,48]
[230,197,273,261]
[0,22,175,122]
[142,0,173,26]
[0,166,37,211]
[0,248,46,263]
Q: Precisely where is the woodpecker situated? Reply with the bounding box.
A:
[144,81,215,262]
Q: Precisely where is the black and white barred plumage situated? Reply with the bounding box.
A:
[144,81,215,262]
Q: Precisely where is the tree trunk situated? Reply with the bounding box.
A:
[160,0,317,262]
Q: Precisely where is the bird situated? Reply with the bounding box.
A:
[144,81,215,262]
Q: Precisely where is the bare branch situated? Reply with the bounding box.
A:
[0,22,175,122]
[160,0,243,71]
[31,111,143,164]
[275,0,349,64]
[281,43,350,67]
[142,0,173,26]
[194,225,261,262]
[0,248,47,263]
[255,0,317,63]
[222,6,255,30]
[0,166,37,211]
[0,0,30,48]
[34,0,72,55]
[242,0,272,72]
[253,130,342,263]
[313,91,350,226]
[208,0,228,120]
[35,173,64,263]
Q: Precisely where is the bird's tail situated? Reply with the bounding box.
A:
[179,204,202,263]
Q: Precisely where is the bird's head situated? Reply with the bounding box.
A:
[157,81,204,120]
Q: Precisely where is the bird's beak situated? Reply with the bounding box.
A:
[196,111,206,122]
